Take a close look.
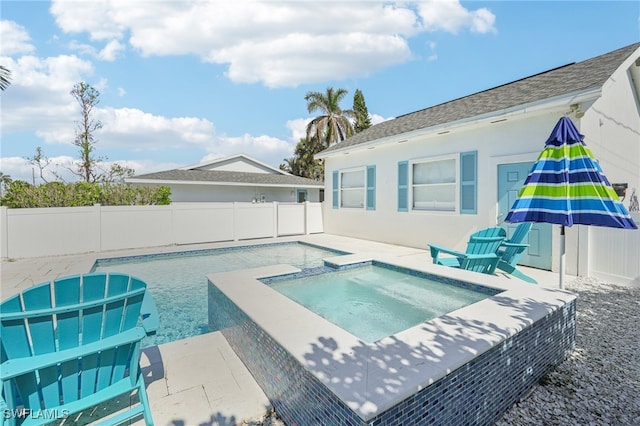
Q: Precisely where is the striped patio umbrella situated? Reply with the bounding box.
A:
[505,116,637,288]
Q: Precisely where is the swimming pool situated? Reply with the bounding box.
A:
[262,262,496,342]
[91,242,347,346]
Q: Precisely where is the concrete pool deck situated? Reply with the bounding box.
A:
[0,234,573,425]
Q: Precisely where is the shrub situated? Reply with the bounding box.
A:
[0,181,171,208]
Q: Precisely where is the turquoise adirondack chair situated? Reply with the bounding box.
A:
[496,222,538,284]
[0,273,158,426]
[429,226,507,274]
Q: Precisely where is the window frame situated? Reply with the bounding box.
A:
[339,167,366,209]
[409,155,459,213]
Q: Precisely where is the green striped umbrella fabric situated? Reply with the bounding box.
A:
[505,117,636,229]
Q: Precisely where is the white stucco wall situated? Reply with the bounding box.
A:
[579,51,640,212]
[323,109,589,274]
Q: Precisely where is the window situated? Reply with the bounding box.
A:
[412,158,456,211]
[397,151,477,214]
[332,166,376,210]
[340,169,365,208]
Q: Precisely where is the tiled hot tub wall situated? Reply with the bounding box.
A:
[209,280,576,425]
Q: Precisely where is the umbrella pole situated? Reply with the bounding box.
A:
[559,225,565,289]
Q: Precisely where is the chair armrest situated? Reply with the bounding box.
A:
[501,242,529,249]
[141,292,159,336]
[499,242,530,254]
[429,244,467,260]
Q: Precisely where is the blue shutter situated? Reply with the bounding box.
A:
[397,161,408,212]
[460,151,477,214]
[366,166,376,211]
[332,170,339,209]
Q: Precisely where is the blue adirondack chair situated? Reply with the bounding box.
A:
[496,222,538,284]
[429,226,507,274]
[0,273,158,426]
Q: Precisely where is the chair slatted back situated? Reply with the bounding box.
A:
[0,273,147,411]
[500,222,532,265]
[466,226,506,255]
[457,227,506,273]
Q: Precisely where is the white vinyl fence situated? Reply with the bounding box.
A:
[586,212,640,287]
[0,202,323,259]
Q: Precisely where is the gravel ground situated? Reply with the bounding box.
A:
[248,277,640,426]
[496,277,640,426]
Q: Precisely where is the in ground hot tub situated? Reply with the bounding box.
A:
[208,257,576,425]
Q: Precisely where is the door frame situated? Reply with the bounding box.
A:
[490,152,557,271]
[497,161,553,270]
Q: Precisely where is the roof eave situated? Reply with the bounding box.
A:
[316,87,602,159]
[125,178,322,188]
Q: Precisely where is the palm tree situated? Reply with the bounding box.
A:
[0,66,12,91]
[305,87,355,150]
[280,137,324,180]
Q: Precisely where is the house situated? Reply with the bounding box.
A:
[126,154,324,203]
[317,43,640,276]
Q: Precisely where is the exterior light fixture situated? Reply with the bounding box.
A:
[570,103,585,118]
[612,183,628,201]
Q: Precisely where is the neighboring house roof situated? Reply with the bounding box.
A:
[179,153,291,175]
[127,154,323,188]
[319,42,640,156]
[128,169,323,187]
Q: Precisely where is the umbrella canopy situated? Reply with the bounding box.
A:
[506,116,637,229]
[505,116,637,287]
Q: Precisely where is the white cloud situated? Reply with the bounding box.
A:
[0,20,35,55]
[49,0,496,87]
[417,0,496,34]
[370,114,392,126]
[99,40,125,61]
[0,155,184,184]
[0,54,94,141]
[200,133,294,168]
[0,155,77,184]
[286,118,311,143]
[68,39,124,61]
[95,107,217,150]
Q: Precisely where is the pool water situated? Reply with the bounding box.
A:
[266,264,493,342]
[92,243,344,347]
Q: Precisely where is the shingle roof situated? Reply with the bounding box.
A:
[321,43,640,155]
[128,169,323,187]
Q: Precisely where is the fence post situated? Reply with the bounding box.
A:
[92,204,102,253]
[0,206,8,259]
[577,225,590,278]
[233,202,239,241]
[304,201,310,235]
[273,201,278,238]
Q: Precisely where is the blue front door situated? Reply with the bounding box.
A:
[498,162,552,270]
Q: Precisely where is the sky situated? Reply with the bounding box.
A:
[1,0,639,184]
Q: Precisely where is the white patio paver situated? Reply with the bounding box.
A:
[0,234,571,425]
[138,332,270,425]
